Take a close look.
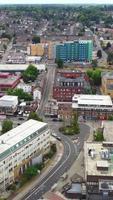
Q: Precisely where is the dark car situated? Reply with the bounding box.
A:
[18,117,24,120]
[56,136,61,141]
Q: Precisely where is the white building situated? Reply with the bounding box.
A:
[0,95,18,115]
[17,83,32,93]
[72,94,113,120]
[33,88,41,101]
[0,119,51,191]
[0,64,46,72]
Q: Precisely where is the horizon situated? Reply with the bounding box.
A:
[0,0,113,5]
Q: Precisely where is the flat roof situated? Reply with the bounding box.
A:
[0,95,18,101]
[0,64,46,72]
[84,142,113,178]
[72,94,113,106]
[0,119,47,160]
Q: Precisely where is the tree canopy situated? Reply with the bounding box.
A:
[97,50,102,59]
[107,52,113,65]
[28,111,43,121]
[87,69,101,86]
[55,59,64,68]
[32,35,40,44]
[2,119,13,134]
[22,64,39,83]
[7,88,32,101]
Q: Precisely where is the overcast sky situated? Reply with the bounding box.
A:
[0,0,113,4]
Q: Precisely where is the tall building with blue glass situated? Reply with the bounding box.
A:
[55,40,93,62]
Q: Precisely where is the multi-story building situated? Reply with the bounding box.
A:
[0,119,51,191]
[72,94,113,120]
[101,72,113,99]
[55,40,93,62]
[53,70,91,102]
[27,44,44,56]
[0,95,18,115]
[84,141,113,197]
[0,73,20,92]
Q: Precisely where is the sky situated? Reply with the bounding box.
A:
[0,0,113,4]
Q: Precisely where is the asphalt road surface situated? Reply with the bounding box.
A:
[22,123,90,200]
[22,134,77,200]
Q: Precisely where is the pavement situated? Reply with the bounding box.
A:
[10,141,64,200]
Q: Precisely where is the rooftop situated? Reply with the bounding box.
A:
[102,71,113,80]
[0,74,20,86]
[0,95,18,101]
[0,64,46,72]
[84,142,113,178]
[72,94,113,106]
[0,119,47,161]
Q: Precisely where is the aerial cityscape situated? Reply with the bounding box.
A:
[0,3,113,200]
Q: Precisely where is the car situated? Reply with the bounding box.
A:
[56,136,61,141]
[18,117,24,120]
[51,133,57,137]
[52,118,58,121]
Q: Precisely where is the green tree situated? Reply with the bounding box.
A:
[2,120,13,134]
[28,111,43,121]
[24,166,37,180]
[32,35,40,44]
[97,50,102,59]
[56,59,64,68]
[22,64,39,83]
[7,88,32,101]
[92,59,98,68]
[94,130,104,141]
[107,52,113,65]
[92,69,101,86]
[71,112,80,134]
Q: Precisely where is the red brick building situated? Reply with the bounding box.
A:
[53,70,90,102]
[0,73,20,92]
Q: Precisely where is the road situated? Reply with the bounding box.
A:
[38,66,56,117]
[21,117,90,200]
[22,122,90,200]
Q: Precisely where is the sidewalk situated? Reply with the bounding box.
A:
[10,141,64,200]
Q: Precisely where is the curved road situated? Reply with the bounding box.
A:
[22,134,77,200]
[22,123,90,200]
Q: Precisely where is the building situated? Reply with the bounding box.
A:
[72,94,113,120]
[44,99,58,117]
[53,70,91,102]
[0,119,51,191]
[0,73,20,92]
[27,44,44,56]
[55,40,93,62]
[101,71,113,98]
[0,64,46,72]
[84,141,113,197]
[0,95,18,115]
[17,82,32,93]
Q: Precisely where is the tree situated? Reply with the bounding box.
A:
[28,111,43,121]
[71,112,80,134]
[7,88,32,101]
[56,59,64,68]
[106,42,111,49]
[24,166,37,180]
[2,120,13,134]
[32,35,40,44]
[92,59,98,68]
[107,52,113,65]
[22,64,39,83]
[94,130,104,141]
[97,50,102,59]
[87,69,101,86]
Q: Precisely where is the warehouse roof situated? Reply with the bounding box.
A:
[0,119,48,161]
[72,94,113,106]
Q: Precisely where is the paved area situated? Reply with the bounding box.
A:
[10,141,64,200]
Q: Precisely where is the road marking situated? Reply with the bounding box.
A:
[25,141,71,199]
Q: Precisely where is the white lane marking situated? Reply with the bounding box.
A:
[25,141,71,199]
